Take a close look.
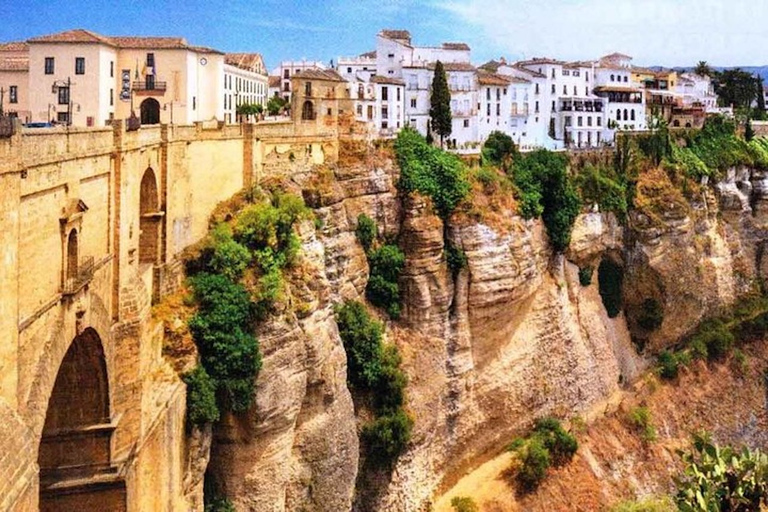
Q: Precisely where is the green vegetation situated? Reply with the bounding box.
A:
[598,259,624,318]
[445,241,468,277]
[266,96,288,116]
[236,103,264,118]
[578,266,594,287]
[355,213,377,253]
[394,127,471,220]
[611,497,676,512]
[482,130,518,171]
[450,496,479,512]
[184,190,312,423]
[675,433,768,511]
[335,301,412,467]
[182,365,220,426]
[637,298,664,332]
[511,150,581,252]
[204,497,236,512]
[366,244,406,319]
[509,417,578,493]
[657,293,768,380]
[429,61,452,147]
[574,162,628,219]
[627,406,657,443]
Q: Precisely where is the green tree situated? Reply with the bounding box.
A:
[694,61,712,77]
[746,118,755,142]
[714,68,759,110]
[482,130,518,171]
[267,96,288,116]
[757,77,766,112]
[429,61,452,148]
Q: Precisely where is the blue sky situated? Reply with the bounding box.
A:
[2,0,767,69]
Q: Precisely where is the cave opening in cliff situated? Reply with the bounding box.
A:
[598,257,624,318]
[38,328,126,512]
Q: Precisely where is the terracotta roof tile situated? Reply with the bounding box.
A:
[379,30,411,41]
[226,53,267,74]
[294,68,345,82]
[370,75,405,85]
[477,72,511,86]
[360,50,376,59]
[111,36,187,49]
[0,41,29,52]
[268,76,280,88]
[517,57,566,66]
[28,29,115,46]
[442,42,470,51]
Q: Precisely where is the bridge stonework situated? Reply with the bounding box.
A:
[0,117,343,511]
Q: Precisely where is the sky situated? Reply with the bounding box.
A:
[2,0,768,70]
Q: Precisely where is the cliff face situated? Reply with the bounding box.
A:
[191,147,768,511]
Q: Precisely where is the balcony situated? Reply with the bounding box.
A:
[132,81,167,95]
[62,256,95,296]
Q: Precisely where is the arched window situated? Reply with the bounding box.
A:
[631,109,635,121]
[139,168,159,265]
[616,110,621,121]
[140,98,160,125]
[66,229,78,281]
[623,109,628,121]
[673,120,681,127]
[302,100,315,121]
[611,74,615,81]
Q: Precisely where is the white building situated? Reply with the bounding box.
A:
[223,53,268,124]
[337,51,377,82]
[676,72,718,112]
[594,53,647,138]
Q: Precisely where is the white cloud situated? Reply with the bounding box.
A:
[436,0,768,66]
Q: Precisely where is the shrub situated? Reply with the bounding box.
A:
[598,259,624,318]
[533,417,578,467]
[445,242,468,277]
[204,497,236,512]
[657,350,681,380]
[183,365,220,425]
[356,213,378,253]
[395,128,471,220]
[574,163,628,218]
[366,244,405,319]
[335,301,385,389]
[579,266,593,287]
[482,130,518,171]
[373,345,408,414]
[450,496,480,512]
[689,319,734,362]
[517,437,551,492]
[611,496,676,512]
[511,150,581,252]
[675,433,768,511]
[638,298,664,331]
[209,236,251,282]
[627,406,657,443]
[361,409,414,468]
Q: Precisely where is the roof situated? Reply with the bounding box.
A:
[225,53,266,73]
[379,30,411,42]
[479,59,503,72]
[360,50,376,59]
[26,29,224,54]
[0,41,28,52]
[602,52,633,60]
[510,63,546,78]
[595,85,641,93]
[268,75,280,88]
[294,68,345,82]
[442,42,470,51]
[28,29,115,46]
[568,60,596,68]
[517,57,566,66]
[0,57,28,71]
[477,72,511,86]
[370,75,405,85]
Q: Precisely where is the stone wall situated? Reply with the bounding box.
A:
[0,117,341,512]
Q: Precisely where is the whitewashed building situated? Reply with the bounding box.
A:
[676,72,718,112]
[223,53,268,123]
[594,53,647,138]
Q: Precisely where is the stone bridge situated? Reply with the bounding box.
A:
[0,117,344,511]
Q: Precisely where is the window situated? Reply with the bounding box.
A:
[610,74,615,82]
[577,116,583,127]
[388,53,395,58]
[564,116,572,127]
[463,119,469,128]
[496,103,500,116]
[624,76,628,83]
[410,98,417,108]
[573,86,577,95]
[193,96,196,110]
[623,108,628,120]
[382,86,388,101]
[563,85,567,94]
[616,110,621,121]
[535,101,539,113]
[551,69,555,78]
[357,105,363,116]
[9,86,17,104]
[110,88,113,106]
[305,81,312,96]
[562,69,570,76]
[57,112,69,123]
[631,109,635,121]
[551,100,555,111]
[382,106,388,118]
[585,87,589,96]
[486,88,491,100]
[586,72,589,82]
[110,61,114,77]
[58,86,70,105]
[146,53,155,67]
[45,57,54,75]
[535,83,540,94]
[551,84,556,94]
[587,116,592,126]
[597,117,602,126]
[327,108,332,115]
[146,74,155,90]
[347,67,352,73]
[486,104,491,116]
[397,87,401,101]
[75,57,85,75]
[284,69,290,79]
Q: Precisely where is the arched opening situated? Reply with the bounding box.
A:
[598,257,624,319]
[66,229,78,281]
[140,98,160,125]
[673,120,681,127]
[39,328,125,511]
[301,100,315,121]
[139,168,160,266]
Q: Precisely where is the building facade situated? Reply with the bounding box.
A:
[269,60,326,103]
[0,42,30,122]
[223,53,268,124]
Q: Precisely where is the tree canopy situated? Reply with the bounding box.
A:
[429,60,452,148]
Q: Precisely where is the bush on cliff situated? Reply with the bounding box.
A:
[335,300,412,467]
[509,417,578,493]
[183,365,220,426]
[355,213,378,253]
[366,244,405,319]
[394,127,470,220]
[482,130,518,171]
[574,163,628,219]
[511,150,581,252]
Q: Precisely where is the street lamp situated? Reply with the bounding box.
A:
[51,77,73,126]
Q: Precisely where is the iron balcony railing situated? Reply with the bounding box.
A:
[133,81,167,92]
[62,256,95,295]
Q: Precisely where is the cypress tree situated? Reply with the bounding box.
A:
[757,76,766,114]
[429,60,452,148]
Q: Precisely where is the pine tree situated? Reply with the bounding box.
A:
[429,61,452,148]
